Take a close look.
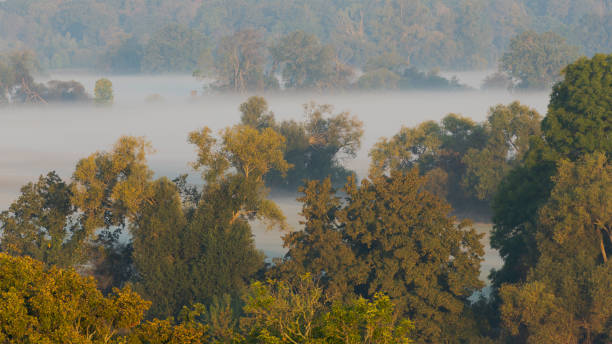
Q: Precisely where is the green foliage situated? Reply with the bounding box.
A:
[370,113,483,214]
[0,253,149,343]
[0,172,85,268]
[241,276,414,343]
[238,97,364,191]
[500,31,580,89]
[542,54,612,160]
[499,153,612,343]
[188,123,290,229]
[370,102,542,218]
[491,54,612,287]
[397,68,467,90]
[94,78,114,105]
[356,53,468,91]
[71,136,154,290]
[141,24,209,74]
[270,30,353,90]
[130,178,187,318]
[1,0,608,72]
[277,171,484,342]
[462,102,541,201]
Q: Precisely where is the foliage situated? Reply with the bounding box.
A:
[237,96,363,190]
[3,1,606,74]
[0,172,85,268]
[500,31,580,89]
[356,53,468,91]
[127,318,210,344]
[141,24,209,74]
[370,102,542,217]
[491,53,612,287]
[209,29,272,92]
[0,50,89,104]
[542,53,612,160]
[101,35,143,74]
[481,72,513,90]
[241,276,414,343]
[94,78,114,105]
[0,253,149,343]
[188,123,290,229]
[40,80,90,102]
[276,171,484,342]
[71,136,154,290]
[462,102,541,201]
[130,178,187,318]
[397,68,467,90]
[270,30,353,90]
[499,153,612,343]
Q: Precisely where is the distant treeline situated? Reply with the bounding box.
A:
[0,0,609,73]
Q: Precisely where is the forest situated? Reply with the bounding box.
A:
[0,0,608,91]
[0,53,610,343]
[0,0,611,343]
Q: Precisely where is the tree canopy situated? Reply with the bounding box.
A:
[500,31,580,89]
[276,170,485,342]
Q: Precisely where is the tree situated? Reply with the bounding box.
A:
[0,253,149,343]
[240,276,414,343]
[277,170,485,342]
[270,30,353,90]
[542,53,612,160]
[188,124,290,228]
[238,98,363,191]
[462,102,541,201]
[369,113,488,214]
[499,153,612,343]
[0,172,85,268]
[0,50,45,104]
[141,24,209,73]
[102,35,143,74]
[538,153,611,264]
[491,53,612,286]
[71,136,154,290]
[211,29,272,92]
[500,31,580,89]
[94,78,114,105]
[130,178,187,318]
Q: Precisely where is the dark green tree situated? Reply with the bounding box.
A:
[0,172,86,268]
[500,153,611,343]
[542,54,612,160]
[491,53,612,287]
[130,178,188,318]
[462,102,541,201]
[277,170,485,342]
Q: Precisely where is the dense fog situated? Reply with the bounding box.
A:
[0,72,549,280]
